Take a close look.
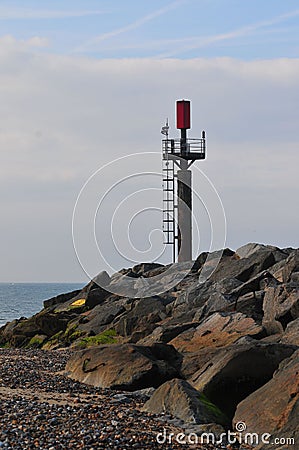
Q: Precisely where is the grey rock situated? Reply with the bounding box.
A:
[189,339,296,420]
[143,378,228,425]
[77,298,127,335]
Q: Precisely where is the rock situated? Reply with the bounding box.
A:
[108,274,138,297]
[171,277,242,319]
[65,343,182,390]
[26,334,48,348]
[131,263,164,277]
[43,289,81,308]
[280,318,299,346]
[183,423,226,442]
[236,243,281,259]
[53,271,112,311]
[190,252,208,273]
[114,297,167,342]
[77,297,128,335]
[0,307,74,346]
[233,349,299,447]
[138,322,199,346]
[209,246,283,284]
[189,338,296,420]
[143,378,228,426]
[0,318,29,346]
[262,283,299,335]
[84,287,112,309]
[282,250,299,282]
[34,310,75,337]
[228,270,277,301]
[230,290,264,321]
[170,312,264,353]
[92,270,111,287]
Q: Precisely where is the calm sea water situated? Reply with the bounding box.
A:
[0,283,85,328]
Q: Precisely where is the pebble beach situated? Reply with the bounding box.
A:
[0,349,220,450]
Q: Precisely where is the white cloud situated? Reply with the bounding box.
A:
[0,38,298,281]
[0,34,49,50]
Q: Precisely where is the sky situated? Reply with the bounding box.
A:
[0,0,298,282]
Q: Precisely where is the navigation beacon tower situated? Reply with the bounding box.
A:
[162,100,206,262]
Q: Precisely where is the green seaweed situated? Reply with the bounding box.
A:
[198,392,228,425]
[26,336,45,348]
[69,329,85,342]
[77,329,117,348]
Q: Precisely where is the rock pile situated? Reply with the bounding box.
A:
[1,243,298,447]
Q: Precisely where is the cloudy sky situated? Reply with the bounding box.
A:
[0,0,298,282]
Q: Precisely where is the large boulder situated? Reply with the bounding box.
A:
[235,243,285,260]
[143,378,228,426]
[233,349,299,447]
[65,343,182,390]
[208,246,285,284]
[280,318,299,346]
[171,277,242,320]
[263,283,299,335]
[189,338,296,420]
[170,312,264,353]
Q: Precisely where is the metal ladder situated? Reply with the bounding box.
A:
[162,156,176,260]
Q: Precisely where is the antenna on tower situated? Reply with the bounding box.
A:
[161,118,169,138]
[162,100,206,262]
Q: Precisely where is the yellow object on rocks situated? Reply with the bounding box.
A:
[71,298,86,307]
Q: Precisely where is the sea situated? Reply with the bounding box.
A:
[0,283,85,328]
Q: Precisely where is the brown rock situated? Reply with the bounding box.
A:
[233,349,299,447]
[170,312,264,353]
[143,378,228,425]
[65,343,181,390]
[280,318,299,346]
